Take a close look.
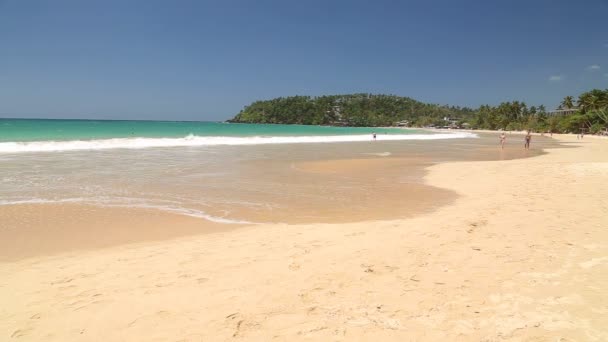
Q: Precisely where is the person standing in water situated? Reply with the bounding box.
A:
[524,132,532,149]
[499,132,506,149]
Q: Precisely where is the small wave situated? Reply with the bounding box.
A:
[0,198,86,205]
[0,132,478,154]
[364,152,392,157]
[0,198,253,224]
[99,203,254,224]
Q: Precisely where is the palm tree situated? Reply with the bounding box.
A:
[587,94,599,111]
[578,89,607,112]
[597,109,608,125]
[599,94,608,109]
[578,93,592,113]
[561,96,574,109]
[589,89,607,110]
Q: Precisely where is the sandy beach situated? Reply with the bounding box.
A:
[1,134,607,341]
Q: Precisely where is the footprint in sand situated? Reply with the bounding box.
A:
[467,219,488,233]
[155,282,174,288]
[361,264,375,273]
[11,328,33,338]
[384,265,399,272]
[51,277,73,285]
[225,313,246,337]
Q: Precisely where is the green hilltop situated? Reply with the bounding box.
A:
[229,94,473,127]
[229,90,608,134]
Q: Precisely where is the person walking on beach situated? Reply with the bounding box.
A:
[372,132,377,141]
[499,132,506,149]
[524,132,532,149]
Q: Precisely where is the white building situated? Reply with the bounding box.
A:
[548,108,578,116]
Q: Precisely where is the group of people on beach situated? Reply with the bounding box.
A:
[499,131,532,150]
[371,130,534,149]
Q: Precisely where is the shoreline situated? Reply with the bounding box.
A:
[422,126,608,139]
[0,135,557,262]
[0,204,248,262]
[1,135,607,340]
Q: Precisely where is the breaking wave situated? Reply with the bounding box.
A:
[0,132,477,154]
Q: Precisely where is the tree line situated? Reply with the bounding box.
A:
[472,89,608,134]
[229,89,608,134]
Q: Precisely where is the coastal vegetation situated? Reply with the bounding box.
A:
[229,89,608,134]
[473,88,608,134]
[229,94,474,127]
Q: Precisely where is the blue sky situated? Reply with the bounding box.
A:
[0,0,607,120]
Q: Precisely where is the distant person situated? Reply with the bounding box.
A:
[499,132,506,149]
[524,132,532,149]
[372,132,377,141]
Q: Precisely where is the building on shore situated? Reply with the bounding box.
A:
[548,108,579,116]
[442,117,459,129]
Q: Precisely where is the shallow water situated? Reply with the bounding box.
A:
[0,125,560,225]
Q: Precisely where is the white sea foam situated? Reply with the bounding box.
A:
[0,132,477,154]
[0,198,86,205]
[364,152,392,157]
[0,198,253,224]
[99,203,254,224]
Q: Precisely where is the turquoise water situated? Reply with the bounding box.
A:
[0,118,481,224]
[0,118,476,224]
[0,119,418,142]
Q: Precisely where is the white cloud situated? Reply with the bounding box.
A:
[549,75,563,81]
[588,64,601,70]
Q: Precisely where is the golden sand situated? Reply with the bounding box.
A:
[0,205,243,262]
[1,135,607,341]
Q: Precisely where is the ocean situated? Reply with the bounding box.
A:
[0,119,472,152]
[0,119,494,225]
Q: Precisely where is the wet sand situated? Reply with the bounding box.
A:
[0,205,245,262]
[0,133,559,261]
[0,132,558,226]
[3,134,606,341]
[0,157,454,261]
